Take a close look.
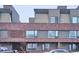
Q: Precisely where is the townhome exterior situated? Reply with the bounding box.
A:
[1,5,79,53]
[27,6,79,52]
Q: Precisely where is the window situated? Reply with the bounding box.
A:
[76,31,79,38]
[49,17,58,23]
[58,31,69,38]
[26,31,37,38]
[45,43,50,49]
[0,30,8,38]
[72,17,79,23]
[27,43,37,49]
[72,17,77,23]
[69,31,76,38]
[48,31,58,38]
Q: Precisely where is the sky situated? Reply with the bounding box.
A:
[0,5,78,23]
[13,5,78,23]
[13,5,57,23]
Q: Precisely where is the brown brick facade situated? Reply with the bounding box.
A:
[0,23,79,30]
[9,30,25,38]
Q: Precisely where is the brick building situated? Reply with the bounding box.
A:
[1,5,79,53]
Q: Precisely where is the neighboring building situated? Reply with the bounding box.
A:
[0,5,21,51]
[1,5,79,53]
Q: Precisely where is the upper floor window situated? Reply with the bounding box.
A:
[49,17,58,23]
[48,31,58,38]
[26,31,37,38]
[72,17,79,23]
[58,31,69,38]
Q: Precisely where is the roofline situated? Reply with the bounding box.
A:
[34,6,79,14]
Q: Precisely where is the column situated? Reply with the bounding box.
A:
[58,42,61,48]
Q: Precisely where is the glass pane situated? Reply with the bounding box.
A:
[35,31,37,38]
[69,31,76,38]
[45,43,50,48]
[27,43,33,48]
[77,17,79,23]
[72,17,77,23]
[73,44,76,50]
[50,17,58,23]
[77,31,79,38]
[27,43,37,49]
[26,31,34,38]
[48,31,57,38]
[33,43,37,48]
[50,17,55,23]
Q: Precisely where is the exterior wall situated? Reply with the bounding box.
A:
[70,10,79,23]
[29,17,35,23]
[9,30,24,38]
[60,14,70,23]
[35,14,48,23]
[48,9,60,22]
[70,10,79,17]
[0,13,11,22]
[1,23,79,31]
[48,10,60,17]
[3,5,20,23]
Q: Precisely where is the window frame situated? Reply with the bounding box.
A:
[26,30,37,38]
[49,17,58,23]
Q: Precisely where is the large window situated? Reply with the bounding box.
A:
[27,43,37,49]
[58,31,69,38]
[48,31,58,38]
[69,31,76,38]
[49,17,58,23]
[26,31,37,38]
[72,17,79,23]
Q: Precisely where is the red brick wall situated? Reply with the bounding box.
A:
[0,23,79,30]
[9,30,25,38]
